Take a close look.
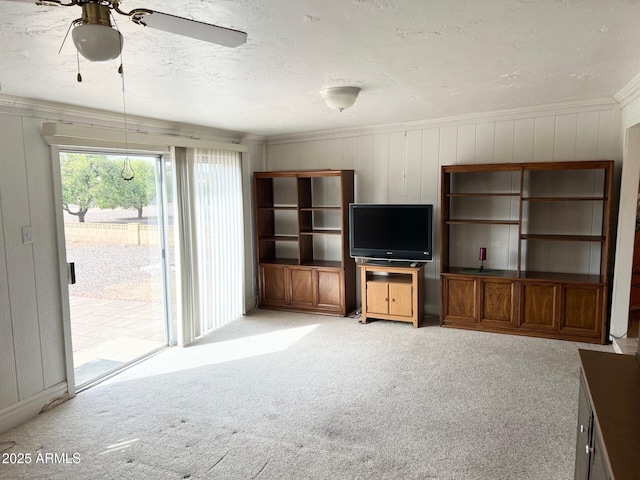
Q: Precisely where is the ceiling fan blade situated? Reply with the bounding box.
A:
[1,0,69,5]
[133,11,247,48]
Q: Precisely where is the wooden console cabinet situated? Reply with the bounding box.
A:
[575,350,640,480]
[254,170,356,316]
[360,263,424,328]
[441,161,613,344]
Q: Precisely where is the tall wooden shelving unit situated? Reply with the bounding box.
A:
[440,160,613,344]
[254,170,355,316]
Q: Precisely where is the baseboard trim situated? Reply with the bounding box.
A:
[245,296,258,312]
[0,382,68,434]
[612,337,639,355]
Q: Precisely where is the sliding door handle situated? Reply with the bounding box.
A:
[67,262,76,285]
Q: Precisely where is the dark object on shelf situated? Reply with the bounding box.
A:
[479,247,487,271]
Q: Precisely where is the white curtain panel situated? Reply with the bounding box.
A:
[174,147,245,345]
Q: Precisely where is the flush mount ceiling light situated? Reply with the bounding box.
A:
[321,86,361,112]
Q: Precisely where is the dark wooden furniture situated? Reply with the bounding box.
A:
[575,350,640,480]
[360,263,424,328]
[628,231,640,338]
[441,161,613,344]
[254,170,356,316]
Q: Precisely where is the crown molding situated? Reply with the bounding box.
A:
[0,93,247,144]
[267,97,617,145]
[240,133,269,143]
[614,72,640,108]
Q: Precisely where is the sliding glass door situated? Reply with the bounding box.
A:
[59,150,174,388]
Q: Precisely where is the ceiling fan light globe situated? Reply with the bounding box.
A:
[72,23,123,62]
[320,86,360,111]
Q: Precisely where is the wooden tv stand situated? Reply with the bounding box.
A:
[360,262,424,328]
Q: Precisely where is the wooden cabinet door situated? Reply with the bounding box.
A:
[588,432,611,480]
[560,285,602,338]
[289,267,314,307]
[367,282,389,315]
[520,282,558,331]
[389,283,413,317]
[443,277,477,323]
[574,378,593,480]
[480,279,516,327]
[316,269,343,311]
[260,264,288,305]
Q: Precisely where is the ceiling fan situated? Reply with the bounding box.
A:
[5,0,248,61]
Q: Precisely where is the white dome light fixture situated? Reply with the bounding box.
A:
[71,2,123,62]
[321,86,361,112]
[72,23,123,62]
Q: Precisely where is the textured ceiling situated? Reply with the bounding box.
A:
[1,0,640,136]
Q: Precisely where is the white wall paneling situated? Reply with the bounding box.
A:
[513,118,535,162]
[22,117,66,389]
[494,121,515,164]
[266,104,620,316]
[326,139,342,170]
[405,130,423,204]
[356,136,374,204]
[438,126,458,167]
[0,114,45,401]
[371,134,390,204]
[0,183,19,410]
[387,132,405,203]
[242,139,266,310]
[475,122,496,163]
[532,116,556,162]
[553,114,578,161]
[456,124,476,164]
[575,111,600,160]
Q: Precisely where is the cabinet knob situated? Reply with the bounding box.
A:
[585,445,593,455]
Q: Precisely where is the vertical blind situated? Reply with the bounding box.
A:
[175,147,245,344]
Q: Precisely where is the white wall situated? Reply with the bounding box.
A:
[0,114,65,411]
[0,98,265,433]
[266,103,621,315]
[241,137,266,310]
[610,92,640,338]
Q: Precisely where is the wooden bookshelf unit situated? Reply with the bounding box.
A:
[254,170,356,316]
[440,160,613,344]
[360,263,424,328]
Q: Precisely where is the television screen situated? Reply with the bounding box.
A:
[349,204,433,262]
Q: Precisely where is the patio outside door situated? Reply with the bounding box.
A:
[59,151,174,389]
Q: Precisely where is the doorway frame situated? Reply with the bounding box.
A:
[51,145,174,395]
[610,123,640,339]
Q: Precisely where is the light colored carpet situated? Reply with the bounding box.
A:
[0,309,612,479]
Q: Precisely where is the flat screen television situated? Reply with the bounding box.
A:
[349,203,433,262]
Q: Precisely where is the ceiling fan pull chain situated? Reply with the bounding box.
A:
[115,16,134,182]
[121,158,135,181]
[76,51,82,83]
[58,19,74,55]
